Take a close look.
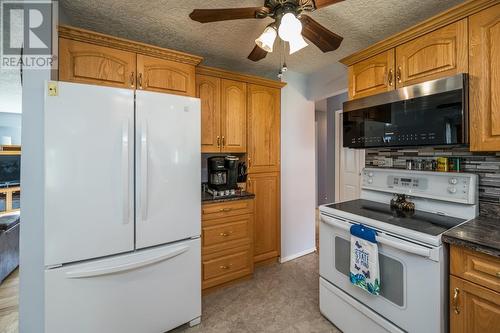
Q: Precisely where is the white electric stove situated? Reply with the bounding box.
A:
[319,168,478,333]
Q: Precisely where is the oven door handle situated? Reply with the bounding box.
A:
[321,215,438,261]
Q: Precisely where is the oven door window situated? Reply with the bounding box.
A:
[334,236,405,307]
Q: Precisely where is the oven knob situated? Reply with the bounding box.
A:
[448,187,457,194]
[449,178,458,185]
[368,178,373,184]
[368,172,374,177]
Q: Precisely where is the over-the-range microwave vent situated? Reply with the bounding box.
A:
[342,74,468,149]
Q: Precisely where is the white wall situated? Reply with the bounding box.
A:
[306,62,348,102]
[280,71,316,262]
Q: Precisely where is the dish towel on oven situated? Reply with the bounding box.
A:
[349,224,380,295]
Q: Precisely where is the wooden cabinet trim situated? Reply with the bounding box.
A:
[196,66,286,89]
[59,25,202,65]
[340,0,498,66]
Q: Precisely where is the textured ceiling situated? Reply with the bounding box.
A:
[59,0,465,79]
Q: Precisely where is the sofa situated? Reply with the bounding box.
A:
[0,212,19,282]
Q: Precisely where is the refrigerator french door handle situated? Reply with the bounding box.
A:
[140,120,149,222]
[65,246,189,279]
[122,120,130,225]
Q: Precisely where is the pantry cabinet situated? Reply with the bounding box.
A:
[247,84,281,174]
[196,75,247,153]
[247,172,280,264]
[348,50,395,100]
[58,25,202,96]
[450,245,500,333]
[469,4,500,151]
[395,19,468,88]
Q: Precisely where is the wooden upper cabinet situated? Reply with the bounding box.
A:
[348,50,395,100]
[247,84,281,173]
[247,172,280,263]
[469,4,500,152]
[450,275,500,333]
[395,19,468,88]
[137,55,196,96]
[59,38,136,89]
[221,80,247,153]
[197,75,221,153]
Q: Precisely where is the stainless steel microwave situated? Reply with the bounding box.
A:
[342,74,468,149]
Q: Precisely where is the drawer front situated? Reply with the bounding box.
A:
[451,245,500,292]
[202,246,253,289]
[202,199,253,220]
[203,216,250,248]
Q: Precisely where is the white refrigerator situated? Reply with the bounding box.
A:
[43,81,201,333]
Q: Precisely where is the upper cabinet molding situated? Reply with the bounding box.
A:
[58,25,203,66]
[340,0,498,66]
[196,66,286,89]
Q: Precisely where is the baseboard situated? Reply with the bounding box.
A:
[279,247,317,263]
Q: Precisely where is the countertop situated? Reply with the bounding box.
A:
[202,190,255,204]
[442,215,500,258]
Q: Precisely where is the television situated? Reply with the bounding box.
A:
[0,155,21,186]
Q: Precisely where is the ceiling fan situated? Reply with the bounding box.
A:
[189,0,345,62]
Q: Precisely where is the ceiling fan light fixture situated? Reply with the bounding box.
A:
[288,34,308,54]
[278,12,302,42]
[255,25,277,52]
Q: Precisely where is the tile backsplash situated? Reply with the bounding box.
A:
[365,147,500,216]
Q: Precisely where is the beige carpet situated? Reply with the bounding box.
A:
[172,253,340,333]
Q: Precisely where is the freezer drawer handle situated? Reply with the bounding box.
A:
[65,246,189,279]
[321,215,436,260]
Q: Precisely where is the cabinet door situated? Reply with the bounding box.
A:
[348,50,395,100]
[59,38,136,89]
[137,55,195,96]
[247,84,281,173]
[450,276,500,333]
[221,79,247,153]
[469,4,500,151]
[196,75,221,153]
[247,172,280,263]
[395,19,468,88]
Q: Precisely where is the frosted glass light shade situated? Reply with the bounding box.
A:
[278,13,302,42]
[289,34,308,54]
[255,26,277,52]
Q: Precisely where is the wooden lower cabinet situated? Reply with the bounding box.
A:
[450,245,500,333]
[469,4,500,151]
[247,172,280,263]
[201,200,254,291]
[450,276,500,333]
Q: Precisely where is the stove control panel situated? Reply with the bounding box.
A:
[362,168,478,204]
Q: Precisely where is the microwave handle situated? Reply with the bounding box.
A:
[321,214,438,261]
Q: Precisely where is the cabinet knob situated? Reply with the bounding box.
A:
[396,67,402,84]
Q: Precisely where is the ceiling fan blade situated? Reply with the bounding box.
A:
[189,7,270,23]
[300,15,343,52]
[248,45,268,62]
[312,0,345,9]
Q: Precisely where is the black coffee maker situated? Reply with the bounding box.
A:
[207,156,239,193]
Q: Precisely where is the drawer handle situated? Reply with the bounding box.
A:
[497,272,500,278]
[453,288,460,315]
[219,231,233,237]
[220,264,232,270]
[219,208,232,212]
[396,66,402,83]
